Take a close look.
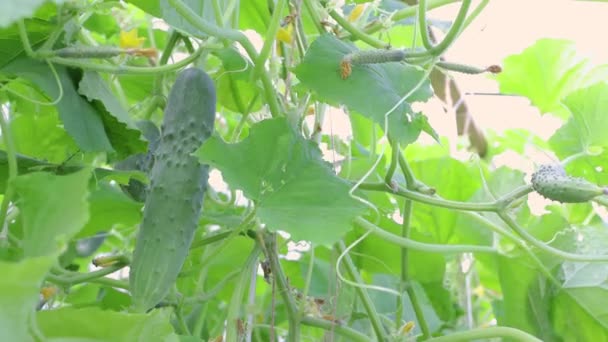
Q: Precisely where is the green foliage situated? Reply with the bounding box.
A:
[2,0,608,341]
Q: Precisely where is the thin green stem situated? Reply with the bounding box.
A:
[301,316,369,342]
[226,245,261,342]
[298,245,315,317]
[498,211,608,262]
[463,0,489,30]
[329,9,388,49]
[355,0,459,38]
[407,284,431,339]
[384,139,399,184]
[48,264,129,289]
[416,0,472,57]
[397,149,416,188]
[17,20,35,56]
[261,232,300,342]
[153,29,181,95]
[46,47,204,75]
[426,326,543,342]
[255,0,288,77]
[189,230,233,250]
[0,107,17,233]
[355,216,496,254]
[336,241,388,341]
[167,0,282,118]
[303,0,325,34]
[358,182,498,211]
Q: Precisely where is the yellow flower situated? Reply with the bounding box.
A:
[277,25,293,44]
[120,29,145,49]
[348,4,366,22]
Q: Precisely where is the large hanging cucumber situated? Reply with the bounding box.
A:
[531,164,606,203]
[129,68,216,312]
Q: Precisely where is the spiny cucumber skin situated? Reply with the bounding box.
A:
[531,165,604,203]
[129,68,216,312]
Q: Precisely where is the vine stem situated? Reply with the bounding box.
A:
[328,8,388,49]
[47,264,129,289]
[226,245,261,342]
[498,211,608,262]
[358,182,498,211]
[355,0,460,38]
[167,0,281,118]
[258,232,300,342]
[0,106,17,233]
[336,241,388,341]
[412,0,472,58]
[254,0,288,77]
[426,326,543,342]
[355,216,496,254]
[301,316,369,342]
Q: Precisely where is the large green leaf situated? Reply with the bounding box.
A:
[495,255,558,340]
[496,39,606,117]
[0,0,64,28]
[549,83,608,158]
[78,71,137,129]
[13,168,91,257]
[160,0,218,38]
[409,158,486,245]
[37,307,178,341]
[1,58,113,152]
[196,118,366,245]
[553,290,608,341]
[0,18,54,68]
[0,256,55,342]
[295,34,433,144]
[77,183,142,238]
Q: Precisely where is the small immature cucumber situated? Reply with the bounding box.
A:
[129,68,216,312]
[531,164,605,203]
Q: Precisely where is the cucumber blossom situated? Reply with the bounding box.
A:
[531,164,605,203]
[129,68,216,312]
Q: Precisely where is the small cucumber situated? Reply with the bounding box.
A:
[129,68,216,312]
[531,164,605,203]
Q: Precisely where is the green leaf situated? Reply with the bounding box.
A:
[214,47,262,114]
[495,255,558,340]
[1,57,113,152]
[0,256,55,342]
[0,0,64,28]
[410,158,486,245]
[37,307,179,342]
[78,71,137,129]
[239,0,270,33]
[13,168,91,257]
[77,183,142,238]
[197,118,366,245]
[496,39,599,117]
[549,83,608,158]
[0,18,54,68]
[126,0,162,17]
[553,290,608,340]
[295,34,433,144]
[160,0,218,38]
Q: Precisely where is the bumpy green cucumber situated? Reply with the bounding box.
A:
[129,68,216,312]
[531,164,605,203]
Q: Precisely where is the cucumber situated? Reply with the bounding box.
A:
[531,164,605,203]
[129,68,216,312]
